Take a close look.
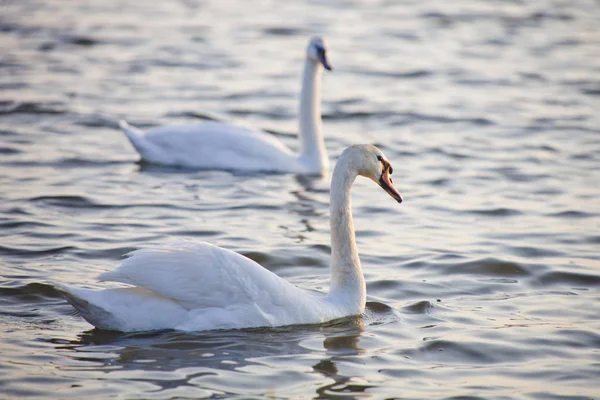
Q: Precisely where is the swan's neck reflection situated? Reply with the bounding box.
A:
[313,317,373,397]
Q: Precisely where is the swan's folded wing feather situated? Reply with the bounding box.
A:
[98,240,295,310]
[143,122,296,171]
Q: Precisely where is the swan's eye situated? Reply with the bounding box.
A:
[389,165,393,175]
[377,155,382,161]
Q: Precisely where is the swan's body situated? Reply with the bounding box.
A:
[120,37,332,174]
[58,145,403,332]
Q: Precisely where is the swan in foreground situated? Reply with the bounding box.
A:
[119,36,332,174]
[57,145,403,332]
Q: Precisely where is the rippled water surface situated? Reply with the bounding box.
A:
[2,0,600,398]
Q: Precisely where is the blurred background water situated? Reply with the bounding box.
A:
[1,0,599,398]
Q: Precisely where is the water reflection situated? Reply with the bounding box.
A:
[322,318,365,355]
[46,315,374,396]
[314,317,376,398]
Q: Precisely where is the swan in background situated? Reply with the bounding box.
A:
[57,145,403,332]
[120,36,332,174]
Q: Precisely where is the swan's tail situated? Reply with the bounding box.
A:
[55,283,121,330]
[56,282,190,332]
[119,119,146,149]
[119,120,164,163]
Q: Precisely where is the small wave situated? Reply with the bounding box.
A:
[310,244,331,254]
[242,251,326,269]
[56,157,131,167]
[323,110,395,120]
[30,195,100,209]
[391,112,494,126]
[547,210,595,219]
[357,205,393,215]
[73,116,120,128]
[262,27,309,37]
[351,68,434,79]
[145,57,238,70]
[73,246,139,260]
[369,279,399,291]
[0,146,22,154]
[0,244,75,257]
[454,77,517,87]
[479,277,518,284]
[464,207,523,217]
[419,10,573,25]
[0,60,28,73]
[60,34,100,46]
[223,90,289,101]
[402,300,435,315]
[428,147,470,159]
[425,178,451,186]
[3,206,32,216]
[261,128,296,138]
[0,220,52,229]
[536,271,600,287]
[322,110,494,127]
[366,301,394,313]
[570,152,596,161]
[553,329,600,348]
[163,111,222,121]
[582,88,600,96]
[363,301,400,328]
[533,188,561,195]
[0,100,66,115]
[0,21,41,35]
[445,257,532,277]
[166,229,223,238]
[520,72,547,82]
[0,159,131,168]
[506,245,564,258]
[491,167,552,182]
[28,195,191,212]
[229,203,281,211]
[412,338,532,364]
[585,235,600,244]
[0,283,62,301]
[385,30,420,41]
[0,129,19,136]
[227,107,292,121]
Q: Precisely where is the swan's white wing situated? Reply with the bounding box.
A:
[98,240,300,310]
[127,122,299,172]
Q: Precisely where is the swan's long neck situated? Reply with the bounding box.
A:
[298,59,328,173]
[327,159,366,311]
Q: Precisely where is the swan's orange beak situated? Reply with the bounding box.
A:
[379,167,403,203]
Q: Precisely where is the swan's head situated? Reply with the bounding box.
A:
[307,36,332,71]
[342,144,403,203]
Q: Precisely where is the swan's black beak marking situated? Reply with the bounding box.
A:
[379,162,403,203]
[317,47,333,71]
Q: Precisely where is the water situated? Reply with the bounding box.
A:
[1,0,599,398]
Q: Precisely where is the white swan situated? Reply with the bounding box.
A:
[119,36,332,174]
[57,145,403,332]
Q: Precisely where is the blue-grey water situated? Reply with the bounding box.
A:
[1,0,600,398]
